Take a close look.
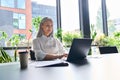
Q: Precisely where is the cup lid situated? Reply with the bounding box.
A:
[19,51,28,54]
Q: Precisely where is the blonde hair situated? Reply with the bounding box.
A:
[37,17,53,37]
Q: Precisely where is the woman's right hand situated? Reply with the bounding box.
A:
[58,53,68,59]
[43,53,68,60]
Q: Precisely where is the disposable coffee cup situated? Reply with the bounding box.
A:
[19,51,28,69]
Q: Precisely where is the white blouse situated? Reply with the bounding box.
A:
[33,35,66,60]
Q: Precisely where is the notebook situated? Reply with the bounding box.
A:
[66,38,92,62]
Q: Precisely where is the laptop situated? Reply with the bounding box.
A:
[66,38,92,62]
[34,38,92,67]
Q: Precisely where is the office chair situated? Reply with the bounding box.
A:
[99,46,118,54]
[30,50,36,60]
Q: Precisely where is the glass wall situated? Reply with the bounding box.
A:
[17,0,26,9]
[89,0,103,35]
[106,0,120,35]
[60,0,80,32]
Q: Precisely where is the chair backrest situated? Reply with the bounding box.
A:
[30,50,36,60]
[99,46,118,54]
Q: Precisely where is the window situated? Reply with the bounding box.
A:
[61,0,80,32]
[1,0,26,9]
[18,34,26,40]
[18,14,26,29]
[13,13,26,29]
[13,13,19,29]
[17,0,25,9]
[106,0,120,35]
[89,0,103,35]
[1,0,14,8]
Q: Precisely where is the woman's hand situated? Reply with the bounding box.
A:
[63,53,68,57]
[43,53,68,60]
[57,53,68,59]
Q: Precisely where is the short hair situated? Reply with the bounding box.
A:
[37,17,53,37]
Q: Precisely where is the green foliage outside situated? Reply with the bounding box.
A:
[0,47,12,63]
[0,31,8,41]
[0,31,26,63]
[54,28,63,41]
[93,31,120,52]
[0,31,12,63]
[62,31,82,47]
[0,29,34,63]
[90,24,97,41]
[55,29,83,47]
[32,16,42,31]
[106,32,120,52]
[8,34,23,61]
[9,34,22,47]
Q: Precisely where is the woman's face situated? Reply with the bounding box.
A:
[42,20,53,37]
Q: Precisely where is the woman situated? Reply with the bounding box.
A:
[33,17,67,60]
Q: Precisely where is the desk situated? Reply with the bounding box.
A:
[0,54,120,80]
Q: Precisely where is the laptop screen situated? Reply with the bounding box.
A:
[67,38,92,62]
